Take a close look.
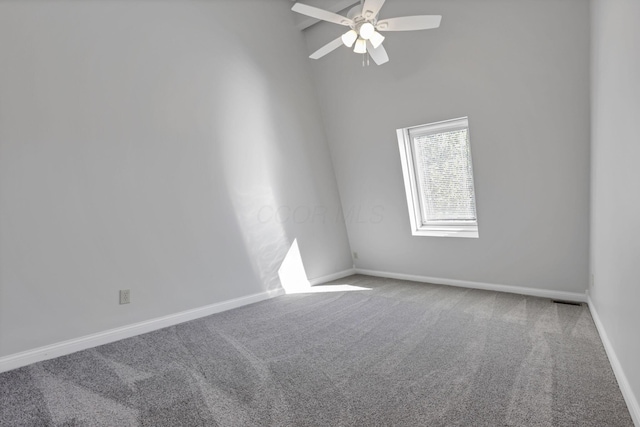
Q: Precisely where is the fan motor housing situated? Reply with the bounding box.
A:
[347,5,366,22]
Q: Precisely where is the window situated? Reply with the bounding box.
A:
[396,117,479,238]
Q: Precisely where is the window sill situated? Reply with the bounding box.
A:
[411,227,479,238]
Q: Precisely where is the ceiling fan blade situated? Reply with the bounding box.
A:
[376,15,442,32]
[292,3,353,26]
[362,0,386,20]
[367,41,389,65]
[310,37,344,59]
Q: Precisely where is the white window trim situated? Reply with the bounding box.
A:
[396,117,479,239]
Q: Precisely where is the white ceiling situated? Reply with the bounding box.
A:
[291,0,360,30]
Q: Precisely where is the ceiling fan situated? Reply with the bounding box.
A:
[291,0,442,65]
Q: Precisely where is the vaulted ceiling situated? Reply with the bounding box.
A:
[291,0,359,30]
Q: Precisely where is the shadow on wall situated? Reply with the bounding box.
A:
[213,47,296,294]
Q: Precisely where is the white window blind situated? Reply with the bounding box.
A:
[411,127,477,223]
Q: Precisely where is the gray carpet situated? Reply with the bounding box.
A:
[0,275,633,426]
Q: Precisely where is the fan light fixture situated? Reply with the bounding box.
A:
[369,31,385,49]
[359,22,375,39]
[291,1,443,66]
[354,38,367,54]
[341,30,358,47]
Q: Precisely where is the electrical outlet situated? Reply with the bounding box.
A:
[119,289,130,305]
[353,251,359,260]
[590,274,595,289]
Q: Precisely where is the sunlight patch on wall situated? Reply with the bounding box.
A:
[278,239,370,294]
[278,239,311,294]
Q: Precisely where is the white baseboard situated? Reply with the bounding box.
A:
[0,287,285,374]
[309,268,356,286]
[587,294,640,427]
[354,268,587,302]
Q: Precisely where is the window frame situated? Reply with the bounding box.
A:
[396,117,479,238]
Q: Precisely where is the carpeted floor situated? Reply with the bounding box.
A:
[0,275,633,426]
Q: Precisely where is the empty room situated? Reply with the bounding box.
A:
[0,0,638,425]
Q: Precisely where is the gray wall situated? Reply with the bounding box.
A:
[305,0,590,293]
[590,0,640,414]
[0,0,352,357]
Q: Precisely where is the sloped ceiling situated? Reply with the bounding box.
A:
[291,0,359,30]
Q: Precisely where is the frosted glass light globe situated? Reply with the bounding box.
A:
[341,30,358,47]
[359,22,375,40]
[369,31,385,49]
[354,38,367,54]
